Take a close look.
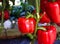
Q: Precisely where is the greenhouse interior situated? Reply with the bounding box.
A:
[0,0,60,44]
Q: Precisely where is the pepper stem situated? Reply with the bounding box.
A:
[35,0,40,20]
[30,0,40,44]
[1,0,6,29]
[1,10,4,28]
[1,0,5,29]
[52,0,56,2]
[34,0,40,35]
[37,27,46,31]
[48,0,56,2]
[25,12,34,19]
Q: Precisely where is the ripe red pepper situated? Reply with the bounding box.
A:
[45,2,60,24]
[37,26,56,44]
[4,10,10,20]
[18,17,36,34]
[56,0,60,14]
[56,0,60,6]
[0,10,10,20]
[39,12,51,23]
[56,23,60,26]
[40,0,48,11]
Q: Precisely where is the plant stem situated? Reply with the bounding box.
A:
[31,0,40,44]
[52,0,56,2]
[2,0,6,9]
[1,0,6,29]
[34,0,40,34]
[48,0,56,2]
[35,0,39,14]
[4,29,8,38]
[1,10,4,28]
[34,0,40,38]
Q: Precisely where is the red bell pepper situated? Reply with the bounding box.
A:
[45,2,60,24]
[4,10,10,20]
[37,26,56,44]
[56,0,60,4]
[18,17,36,34]
[56,0,60,5]
[40,0,48,11]
[56,23,60,26]
[56,0,60,14]
[39,11,51,23]
[0,10,10,20]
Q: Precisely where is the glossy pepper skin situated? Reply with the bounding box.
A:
[39,12,51,23]
[37,26,56,44]
[56,0,60,14]
[18,17,36,34]
[45,2,60,24]
[56,0,60,6]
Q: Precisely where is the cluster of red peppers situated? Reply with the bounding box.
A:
[40,0,60,24]
[0,0,59,44]
[17,0,59,44]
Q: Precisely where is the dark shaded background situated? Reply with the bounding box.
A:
[0,37,60,44]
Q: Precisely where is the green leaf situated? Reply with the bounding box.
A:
[26,33,34,40]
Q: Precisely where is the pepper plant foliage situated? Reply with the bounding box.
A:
[10,1,35,18]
